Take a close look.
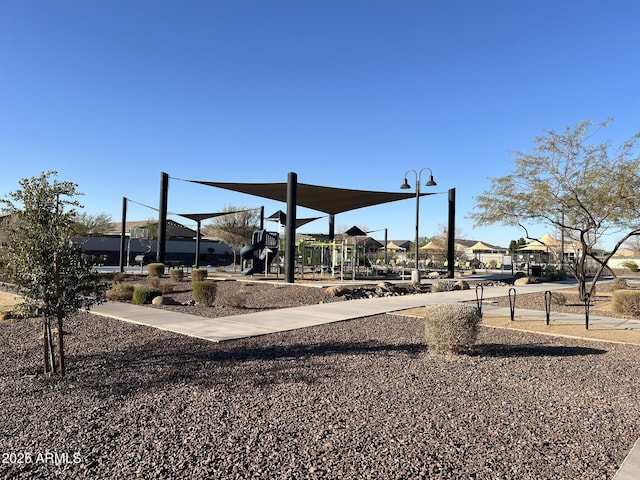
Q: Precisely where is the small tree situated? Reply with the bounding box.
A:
[470,119,640,300]
[0,171,107,376]
[71,212,113,235]
[508,238,526,254]
[203,205,260,254]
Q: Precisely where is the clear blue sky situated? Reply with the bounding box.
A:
[2,1,639,249]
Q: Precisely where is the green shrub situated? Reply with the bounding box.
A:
[610,277,629,292]
[612,290,640,316]
[132,286,162,305]
[431,280,459,293]
[191,269,208,282]
[106,283,135,301]
[193,281,217,306]
[621,260,639,272]
[424,303,482,354]
[148,263,165,278]
[169,269,184,282]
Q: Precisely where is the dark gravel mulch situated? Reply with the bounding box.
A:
[1,310,639,479]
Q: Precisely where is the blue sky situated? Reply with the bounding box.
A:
[2,1,639,249]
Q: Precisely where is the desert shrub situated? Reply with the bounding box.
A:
[424,303,482,354]
[223,287,250,308]
[132,286,162,305]
[431,280,459,293]
[611,290,640,316]
[193,281,217,306]
[191,269,208,282]
[106,283,135,301]
[621,260,639,272]
[158,281,175,294]
[610,277,629,292]
[169,269,184,282]
[550,292,567,306]
[147,263,165,278]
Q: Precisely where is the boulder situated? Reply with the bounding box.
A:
[326,286,349,297]
[152,295,165,305]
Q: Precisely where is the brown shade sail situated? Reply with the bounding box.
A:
[187,180,437,215]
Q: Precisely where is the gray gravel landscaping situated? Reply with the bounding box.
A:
[1,304,639,479]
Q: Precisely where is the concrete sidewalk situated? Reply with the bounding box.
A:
[90,281,580,343]
[88,279,639,479]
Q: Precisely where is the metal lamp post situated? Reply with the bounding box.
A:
[400,167,437,282]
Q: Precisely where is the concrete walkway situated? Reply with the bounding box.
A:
[90,281,583,342]
[90,280,640,341]
[88,280,640,479]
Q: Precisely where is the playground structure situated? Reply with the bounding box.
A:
[239,230,280,276]
[295,238,374,280]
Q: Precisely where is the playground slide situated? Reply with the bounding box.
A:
[239,242,277,276]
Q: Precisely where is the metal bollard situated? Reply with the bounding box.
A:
[544,290,552,326]
[508,287,516,322]
[475,284,484,316]
[584,293,591,330]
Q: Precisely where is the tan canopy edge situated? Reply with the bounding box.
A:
[187,180,438,215]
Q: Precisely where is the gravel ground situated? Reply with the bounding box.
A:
[1,278,640,479]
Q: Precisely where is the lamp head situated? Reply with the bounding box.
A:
[425,174,437,187]
[400,178,411,189]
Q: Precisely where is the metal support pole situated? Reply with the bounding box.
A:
[157,172,169,264]
[447,188,456,279]
[284,172,297,283]
[119,197,127,272]
[259,206,264,231]
[195,220,201,268]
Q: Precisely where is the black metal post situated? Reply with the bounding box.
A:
[284,172,297,283]
[384,228,388,268]
[475,284,484,315]
[157,172,169,264]
[544,290,552,325]
[509,287,516,322]
[119,197,127,273]
[447,188,456,279]
[259,206,264,230]
[195,220,201,268]
[584,293,591,330]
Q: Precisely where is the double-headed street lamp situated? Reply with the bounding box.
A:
[400,167,437,280]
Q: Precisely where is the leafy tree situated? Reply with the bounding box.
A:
[508,238,526,254]
[0,171,108,376]
[470,119,640,299]
[71,212,113,235]
[203,206,260,253]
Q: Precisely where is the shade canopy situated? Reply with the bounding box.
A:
[386,241,407,251]
[344,225,367,237]
[519,233,562,251]
[266,210,323,228]
[187,180,437,215]
[469,241,498,251]
[420,239,446,251]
